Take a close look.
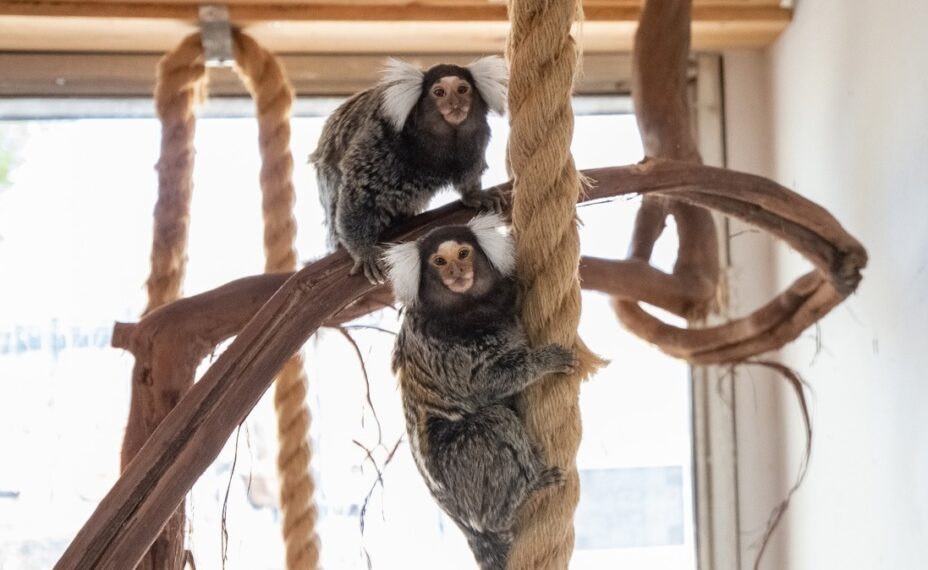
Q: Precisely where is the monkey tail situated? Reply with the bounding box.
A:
[462,528,510,570]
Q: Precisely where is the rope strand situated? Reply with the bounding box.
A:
[233,31,320,570]
[146,34,207,314]
[505,1,603,568]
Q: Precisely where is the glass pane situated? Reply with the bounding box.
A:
[0,100,694,570]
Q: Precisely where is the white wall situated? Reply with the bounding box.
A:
[722,1,928,569]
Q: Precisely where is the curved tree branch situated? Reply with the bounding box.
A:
[54,161,866,570]
[628,0,720,322]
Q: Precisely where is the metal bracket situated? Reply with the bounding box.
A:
[199,5,234,67]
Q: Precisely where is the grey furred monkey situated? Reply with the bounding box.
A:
[385,213,574,570]
[309,57,508,283]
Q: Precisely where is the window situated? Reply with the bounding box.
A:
[0,97,695,569]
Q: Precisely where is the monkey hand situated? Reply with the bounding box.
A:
[536,344,578,376]
[459,187,506,213]
[348,245,387,284]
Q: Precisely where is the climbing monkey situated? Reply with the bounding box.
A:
[385,214,574,570]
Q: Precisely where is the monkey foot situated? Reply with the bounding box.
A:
[460,188,507,213]
[350,250,387,284]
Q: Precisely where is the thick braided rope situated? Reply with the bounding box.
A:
[141,33,207,570]
[146,34,206,314]
[233,31,320,570]
[505,1,602,569]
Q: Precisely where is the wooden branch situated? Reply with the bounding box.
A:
[587,159,867,362]
[54,195,481,570]
[628,0,721,322]
[55,161,865,569]
[580,256,710,318]
[614,274,843,364]
[113,271,390,569]
[112,275,391,356]
[110,160,863,354]
[115,272,294,570]
[587,161,867,295]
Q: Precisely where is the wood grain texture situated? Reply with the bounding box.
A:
[53,159,865,569]
[0,1,791,21]
[0,1,790,53]
[0,53,633,97]
[0,18,788,53]
[625,0,721,328]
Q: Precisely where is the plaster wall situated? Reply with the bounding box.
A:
[722,0,928,567]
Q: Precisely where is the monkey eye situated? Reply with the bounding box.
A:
[432,87,446,98]
[458,248,470,259]
[433,256,447,266]
[457,84,469,95]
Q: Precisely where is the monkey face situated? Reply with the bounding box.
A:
[428,240,476,293]
[384,214,515,309]
[429,76,473,126]
[417,230,501,310]
[378,58,506,132]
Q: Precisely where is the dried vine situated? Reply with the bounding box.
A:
[56,154,865,569]
[61,4,866,567]
[624,0,719,324]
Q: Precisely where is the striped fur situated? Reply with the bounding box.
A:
[390,227,572,569]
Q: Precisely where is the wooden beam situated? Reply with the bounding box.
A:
[0,1,790,53]
[0,52,633,97]
[0,2,791,23]
[0,17,788,54]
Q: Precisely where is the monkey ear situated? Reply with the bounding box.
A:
[466,56,509,115]
[380,58,425,131]
[383,241,422,306]
[467,213,515,275]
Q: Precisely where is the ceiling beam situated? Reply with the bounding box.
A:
[0,52,637,98]
[0,2,791,23]
[0,2,791,53]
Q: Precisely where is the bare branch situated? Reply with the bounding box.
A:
[57,162,865,570]
[744,361,813,570]
[337,327,383,447]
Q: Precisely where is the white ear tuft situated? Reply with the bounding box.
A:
[383,241,422,306]
[466,56,509,115]
[467,213,515,275]
[380,58,424,131]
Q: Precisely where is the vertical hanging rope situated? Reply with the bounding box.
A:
[232,31,320,570]
[129,33,207,570]
[505,1,602,568]
[140,30,318,569]
[146,34,207,315]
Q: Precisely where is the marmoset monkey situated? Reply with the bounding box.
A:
[309,57,508,283]
[385,214,574,570]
